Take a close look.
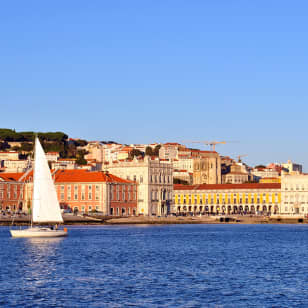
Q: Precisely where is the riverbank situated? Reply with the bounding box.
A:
[1,214,308,226]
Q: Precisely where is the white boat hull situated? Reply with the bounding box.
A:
[10,227,67,238]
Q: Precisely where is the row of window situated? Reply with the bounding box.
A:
[284,195,308,201]
[175,193,280,205]
[0,191,21,200]
[151,190,171,201]
[0,184,20,191]
[58,184,101,201]
[110,207,137,216]
[284,184,308,191]
[150,174,171,184]
[178,199,276,205]
[111,191,137,201]
[126,174,172,184]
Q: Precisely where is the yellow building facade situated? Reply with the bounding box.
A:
[174,183,281,215]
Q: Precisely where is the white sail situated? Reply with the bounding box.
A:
[32,137,63,223]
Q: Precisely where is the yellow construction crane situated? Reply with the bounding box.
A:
[182,140,226,151]
[237,154,248,163]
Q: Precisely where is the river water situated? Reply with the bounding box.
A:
[0,224,307,307]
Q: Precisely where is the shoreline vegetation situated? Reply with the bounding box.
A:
[1,214,308,226]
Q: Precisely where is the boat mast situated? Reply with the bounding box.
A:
[30,135,37,228]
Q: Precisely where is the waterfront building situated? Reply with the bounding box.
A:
[53,170,137,215]
[0,173,24,211]
[281,173,308,216]
[0,170,138,216]
[107,156,173,216]
[173,183,281,215]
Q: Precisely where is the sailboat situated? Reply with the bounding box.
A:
[10,137,67,238]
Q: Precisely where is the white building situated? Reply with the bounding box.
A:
[0,151,19,160]
[51,159,77,170]
[282,160,302,174]
[173,158,194,173]
[45,152,60,162]
[252,168,279,181]
[1,159,29,173]
[107,156,173,216]
[281,174,308,216]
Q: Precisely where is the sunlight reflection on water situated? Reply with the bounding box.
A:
[0,224,307,307]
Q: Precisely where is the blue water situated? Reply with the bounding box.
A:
[0,224,307,307]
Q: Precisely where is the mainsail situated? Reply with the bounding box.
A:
[32,137,63,223]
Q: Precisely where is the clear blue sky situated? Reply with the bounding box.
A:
[1,1,308,169]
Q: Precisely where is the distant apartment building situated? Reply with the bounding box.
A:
[252,167,280,181]
[83,141,104,163]
[51,158,77,170]
[102,143,122,163]
[159,143,182,160]
[0,151,19,161]
[173,158,194,173]
[107,156,173,216]
[117,146,133,160]
[45,152,60,162]
[1,159,29,173]
[282,160,302,174]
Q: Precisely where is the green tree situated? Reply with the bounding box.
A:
[76,149,88,165]
[173,178,189,185]
[129,149,144,159]
[0,141,10,151]
[145,146,153,156]
[153,145,161,156]
[255,165,266,169]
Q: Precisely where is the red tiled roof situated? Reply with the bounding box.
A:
[174,183,281,191]
[54,169,133,183]
[164,143,181,146]
[0,173,23,182]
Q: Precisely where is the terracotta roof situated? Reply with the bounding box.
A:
[0,173,23,182]
[174,183,281,191]
[54,169,133,184]
[200,150,217,154]
[164,143,181,146]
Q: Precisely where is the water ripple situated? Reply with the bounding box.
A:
[0,224,307,307]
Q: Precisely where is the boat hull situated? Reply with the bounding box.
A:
[10,227,67,238]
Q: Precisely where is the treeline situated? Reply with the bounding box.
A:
[0,129,88,160]
[0,129,68,142]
